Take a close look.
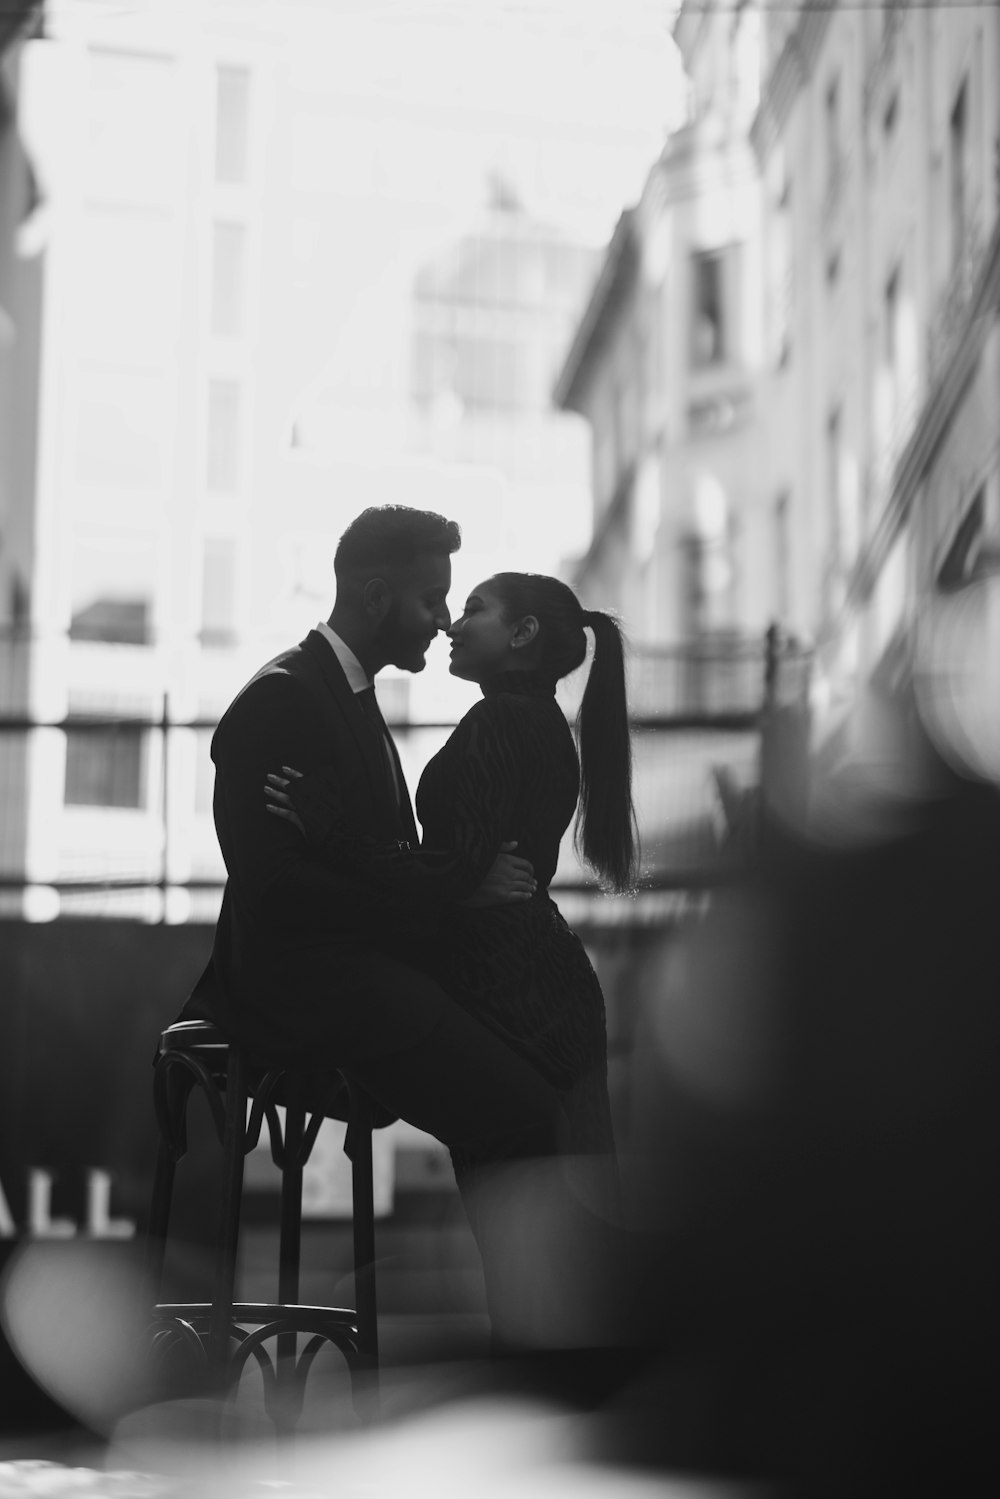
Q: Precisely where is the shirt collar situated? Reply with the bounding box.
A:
[315,621,372,694]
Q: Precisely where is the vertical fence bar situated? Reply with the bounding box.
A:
[160,692,170,923]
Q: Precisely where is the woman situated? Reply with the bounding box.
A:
[266,572,638,1160]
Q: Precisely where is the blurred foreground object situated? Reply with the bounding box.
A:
[915,565,1000,786]
[615,728,1000,1493]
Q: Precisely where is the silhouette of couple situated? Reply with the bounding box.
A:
[184,504,636,1346]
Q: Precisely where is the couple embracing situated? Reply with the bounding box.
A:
[184,503,637,1352]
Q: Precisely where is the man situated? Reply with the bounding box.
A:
[184,504,561,1167]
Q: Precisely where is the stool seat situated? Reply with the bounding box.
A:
[159,1020,229,1050]
[145,1018,379,1432]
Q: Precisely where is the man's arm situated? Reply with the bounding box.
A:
[269,766,535,908]
[213,674,390,936]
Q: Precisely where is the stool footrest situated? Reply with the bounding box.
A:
[147,1031,380,1430]
[153,1301,358,1331]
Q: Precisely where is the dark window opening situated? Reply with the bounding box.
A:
[691,250,725,367]
[64,725,145,808]
[69,599,151,645]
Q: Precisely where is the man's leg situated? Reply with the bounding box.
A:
[345,986,565,1163]
[252,944,619,1355]
[345,988,626,1361]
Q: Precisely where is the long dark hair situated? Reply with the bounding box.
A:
[487,572,639,894]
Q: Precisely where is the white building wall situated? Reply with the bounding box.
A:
[753,0,1000,763]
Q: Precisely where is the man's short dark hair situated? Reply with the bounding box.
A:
[334,506,462,579]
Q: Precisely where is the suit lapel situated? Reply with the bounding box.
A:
[299,631,418,843]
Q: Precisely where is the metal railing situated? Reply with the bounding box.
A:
[0,632,811,919]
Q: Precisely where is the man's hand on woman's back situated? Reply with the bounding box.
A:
[462,842,537,907]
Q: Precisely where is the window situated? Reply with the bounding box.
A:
[691,250,726,367]
[773,491,791,622]
[825,75,841,196]
[826,407,843,570]
[199,537,238,644]
[949,78,968,270]
[214,66,250,185]
[883,262,907,436]
[883,90,898,141]
[884,265,900,368]
[70,599,150,645]
[772,178,793,366]
[210,222,246,337]
[69,533,156,645]
[64,723,145,808]
[206,379,241,491]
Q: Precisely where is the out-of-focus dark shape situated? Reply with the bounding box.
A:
[610,724,1000,1494]
[915,567,1000,787]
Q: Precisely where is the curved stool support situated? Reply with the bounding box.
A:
[145,1021,379,1431]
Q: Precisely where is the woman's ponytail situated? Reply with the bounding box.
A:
[486,574,639,894]
[575,610,638,894]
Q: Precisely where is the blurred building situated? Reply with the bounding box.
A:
[0,5,44,898]
[0,2,604,921]
[554,0,767,685]
[751,0,1000,765]
[551,1,784,880]
[2,3,291,922]
[290,176,599,730]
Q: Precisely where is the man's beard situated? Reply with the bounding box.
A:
[375,601,427,671]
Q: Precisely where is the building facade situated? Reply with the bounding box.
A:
[554,0,770,713]
[751,0,1000,774]
[0,3,45,894]
[5,3,604,920]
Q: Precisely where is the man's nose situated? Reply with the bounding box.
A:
[435,604,452,631]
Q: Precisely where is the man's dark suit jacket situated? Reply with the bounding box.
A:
[184,629,450,1065]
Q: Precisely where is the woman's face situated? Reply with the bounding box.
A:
[448,581,520,682]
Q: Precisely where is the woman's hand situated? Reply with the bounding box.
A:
[264,765,306,837]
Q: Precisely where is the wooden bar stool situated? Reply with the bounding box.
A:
[145,1020,379,1433]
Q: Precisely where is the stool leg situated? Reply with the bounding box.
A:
[143,1137,177,1301]
[145,1057,195,1303]
[278,1085,305,1310]
[276,1084,306,1434]
[349,1087,378,1370]
[208,1045,249,1375]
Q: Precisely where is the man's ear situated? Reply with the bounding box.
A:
[362,577,391,620]
[511,614,539,651]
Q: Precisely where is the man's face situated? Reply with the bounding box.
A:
[374,551,452,672]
